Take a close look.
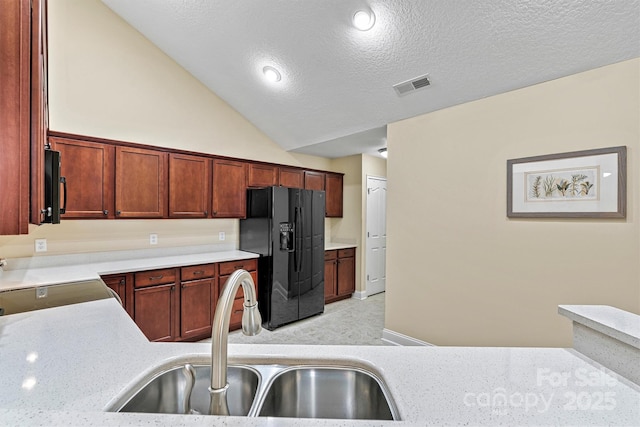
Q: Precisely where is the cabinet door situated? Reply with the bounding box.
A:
[134,283,179,342]
[51,137,115,219]
[304,171,325,191]
[337,253,355,297]
[101,273,134,318]
[212,159,246,218]
[169,153,210,218]
[325,173,343,217]
[248,163,278,188]
[0,0,31,235]
[278,167,304,189]
[180,278,216,340]
[29,0,48,227]
[115,146,167,218]
[324,256,338,302]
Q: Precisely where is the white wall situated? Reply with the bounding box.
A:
[386,59,639,347]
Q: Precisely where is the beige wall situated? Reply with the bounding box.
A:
[0,0,335,259]
[386,59,640,347]
[47,0,330,170]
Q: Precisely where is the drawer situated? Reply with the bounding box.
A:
[218,258,257,276]
[219,270,258,300]
[181,264,216,281]
[324,250,337,260]
[338,248,355,258]
[134,268,177,288]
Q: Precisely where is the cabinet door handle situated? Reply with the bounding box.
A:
[103,210,109,215]
[148,275,164,281]
[213,210,217,215]
[171,285,175,292]
[116,210,121,216]
[204,210,208,216]
[119,278,125,285]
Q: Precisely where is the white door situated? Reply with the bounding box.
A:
[366,176,387,296]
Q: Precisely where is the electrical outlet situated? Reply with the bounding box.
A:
[149,234,158,245]
[219,232,225,241]
[35,239,47,253]
[36,287,48,299]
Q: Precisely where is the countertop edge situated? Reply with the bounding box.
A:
[558,305,640,349]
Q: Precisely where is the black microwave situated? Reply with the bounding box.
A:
[43,149,66,224]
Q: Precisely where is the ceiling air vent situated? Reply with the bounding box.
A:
[393,74,431,97]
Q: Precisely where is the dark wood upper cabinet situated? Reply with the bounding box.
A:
[212,159,246,218]
[115,146,168,218]
[51,137,115,219]
[278,167,304,189]
[304,171,325,191]
[169,153,210,218]
[247,163,278,188]
[0,0,46,235]
[30,0,48,227]
[325,173,344,217]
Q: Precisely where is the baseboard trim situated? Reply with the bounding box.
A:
[352,290,367,300]
[382,329,433,346]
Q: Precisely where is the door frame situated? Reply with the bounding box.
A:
[364,175,387,298]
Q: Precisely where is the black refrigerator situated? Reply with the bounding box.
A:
[239,186,325,330]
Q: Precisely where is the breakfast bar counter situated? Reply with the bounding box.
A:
[0,297,638,426]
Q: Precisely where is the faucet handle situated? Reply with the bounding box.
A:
[182,364,200,415]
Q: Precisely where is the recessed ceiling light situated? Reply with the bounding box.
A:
[262,66,281,83]
[353,9,375,31]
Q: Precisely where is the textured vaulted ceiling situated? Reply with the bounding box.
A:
[101,0,639,158]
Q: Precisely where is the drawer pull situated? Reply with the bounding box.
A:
[235,265,243,270]
[148,275,164,281]
[193,270,205,276]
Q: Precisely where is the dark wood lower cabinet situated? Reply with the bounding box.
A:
[325,248,356,304]
[112,260,257,342]
[179,263,217,341]
[101,273,134,318]
[219,259,258,332]
[180,278,215,339]
[134,282,179,342]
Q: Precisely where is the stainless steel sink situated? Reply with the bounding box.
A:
[116,364,259,416]
[111,362,398,421]
[257,366,397,420]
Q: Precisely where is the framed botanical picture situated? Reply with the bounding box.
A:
[507,146,626,218]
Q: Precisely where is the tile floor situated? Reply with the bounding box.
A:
[201,292,385,346]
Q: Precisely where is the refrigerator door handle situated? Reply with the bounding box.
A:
[293,207,300,271]
[297,205,304,272]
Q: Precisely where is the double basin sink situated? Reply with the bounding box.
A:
[109,361,399,420]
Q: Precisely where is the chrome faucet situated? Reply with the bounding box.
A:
[209,269,262,415]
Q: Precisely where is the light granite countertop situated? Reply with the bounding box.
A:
[0,244,356,292]
[325,242,357,251]
[559,305,640,349]
[1,299,639,426]
[0,248,259,291]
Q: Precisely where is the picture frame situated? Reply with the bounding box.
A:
[507,146,626,218]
